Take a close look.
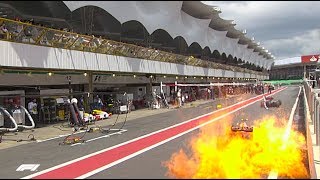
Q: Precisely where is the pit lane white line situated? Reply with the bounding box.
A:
[36,130,87,143]
[70,129,128,146]
[267,86,302,179]
[22,87,286,179]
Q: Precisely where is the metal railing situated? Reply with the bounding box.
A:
[0,17,265,76]
[304,79,320,145]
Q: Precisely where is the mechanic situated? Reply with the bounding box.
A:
[177,88,182,108]
[28,99,38,127]
[268,84,272,94]
[94,95,103,110]
[152,89,160,109]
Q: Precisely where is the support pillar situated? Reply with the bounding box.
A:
[146,77,152,98]
[304,65,306,80]
[174,81,177,92]
[67,75,73,100]
[84,72,93,112]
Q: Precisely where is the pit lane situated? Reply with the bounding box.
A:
[0,86,308,179]
[84,86,305,179]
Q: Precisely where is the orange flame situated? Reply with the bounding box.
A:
[164,115,308,179]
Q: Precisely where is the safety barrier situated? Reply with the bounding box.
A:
[303,80,318,178]
[0,17,265,77]
[304,80,320,145]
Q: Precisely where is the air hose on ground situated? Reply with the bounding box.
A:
[16,134,36,142]
[59,92,129,145]
[89,93,129,134]
[53,122,72,131]
[59,124,89,145]
[58,106,122,145]
[54,115,96,132]
[0,133,36,143]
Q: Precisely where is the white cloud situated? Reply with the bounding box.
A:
[202,1,320,31]
[201,1,320,59]
[264,29,320,60]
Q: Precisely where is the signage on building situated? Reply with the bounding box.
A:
[301,54,320,63]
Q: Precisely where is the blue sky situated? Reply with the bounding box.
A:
[202,1,320,60]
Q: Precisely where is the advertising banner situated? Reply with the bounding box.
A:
[301,54,320,63]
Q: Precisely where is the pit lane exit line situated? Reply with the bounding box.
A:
[22,87,286,179]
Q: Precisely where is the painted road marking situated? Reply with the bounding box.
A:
[267,86,302,179]
[22,87,286,179]
[16,164,40,172]
[70,129,128,146]
[36,130,87,143]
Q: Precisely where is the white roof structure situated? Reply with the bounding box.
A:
[273,56,301,66]
[62,1,274,70]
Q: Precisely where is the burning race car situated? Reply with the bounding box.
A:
[260,96,282,109]
[231,118,253,132]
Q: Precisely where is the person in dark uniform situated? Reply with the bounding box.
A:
[268,84,272,94]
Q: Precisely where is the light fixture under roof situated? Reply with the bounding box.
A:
[213,7,221,12]
[242,29,247,34]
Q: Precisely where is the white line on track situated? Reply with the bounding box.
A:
[36,130,87,143]
[70,129,128,146]
[267,86,302,179]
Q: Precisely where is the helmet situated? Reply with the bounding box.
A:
[71,98,78,104]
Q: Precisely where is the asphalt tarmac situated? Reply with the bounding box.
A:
[0,86,302,179]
